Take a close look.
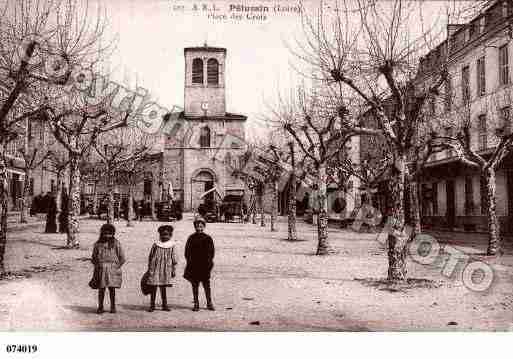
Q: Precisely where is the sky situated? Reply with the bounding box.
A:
[95,0,308,140]
[91,0,479,141]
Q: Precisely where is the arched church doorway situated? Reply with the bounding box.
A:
[191,169,216,211]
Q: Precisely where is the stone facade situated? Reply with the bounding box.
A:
[164,46,247,211]
[4,119,60,212]
[409,0,513,233]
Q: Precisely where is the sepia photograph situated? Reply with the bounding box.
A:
[0,0,512,356]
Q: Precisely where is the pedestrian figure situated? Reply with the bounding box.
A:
[44,192,57,233]
[145,225,178,312]
[184,216,215,311]
[136,200,144,221]
[90,223,126,314]
[59,190,69,234]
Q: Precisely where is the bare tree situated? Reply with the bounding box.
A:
[267,84,353,255]
[0,0,114,273]
[287,0,457,276]
[118,152,161,227]
[43,91,130,247]
[286,141,298,240]
[93,127,151,224]
[46,141,70,224]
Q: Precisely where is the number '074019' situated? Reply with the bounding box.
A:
[5,344,38,353]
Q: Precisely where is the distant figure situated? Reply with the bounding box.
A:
[44,192,57,233]
[197,202,207,217]
[184,216,215,311]
[90,224,126,314]
[145,225,178,312]
[59,190,69,234]
[113,200,120,221]
[136,200,144,221]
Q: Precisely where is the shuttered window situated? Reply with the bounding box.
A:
[207,58,219,85]
[499,44,509,86]
[192,58,203,84]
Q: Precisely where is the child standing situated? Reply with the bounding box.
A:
[146,225,178,312]
[90,223,126,314]
[184,216,215,311]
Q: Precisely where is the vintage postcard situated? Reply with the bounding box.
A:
[0,0,511,356]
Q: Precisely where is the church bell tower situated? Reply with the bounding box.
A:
[184,45,226,117]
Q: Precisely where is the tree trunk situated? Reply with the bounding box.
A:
[127,181,134,227]
[259,186,265,227]
[92,182,98,215]
[409,178,421,237]
[106,169,114,224]
[0,152,8,275]
[387,155,408,282]
[316,164,332,255]
[482,167,501,255]
[270,181,278,232]
[251,191,257,224]
[55,171,62,219]
[66,153,81,248]
[20,168,31,223]
[287,143,297,241]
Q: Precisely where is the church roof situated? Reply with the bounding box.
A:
[184,46,226,53]
[178,111,247,121]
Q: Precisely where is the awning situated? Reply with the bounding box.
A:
[200,186,222,200]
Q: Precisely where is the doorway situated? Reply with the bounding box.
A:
[204,180,214,202]
[446,180,456,229]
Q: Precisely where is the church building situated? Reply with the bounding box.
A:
[160,45,248,211]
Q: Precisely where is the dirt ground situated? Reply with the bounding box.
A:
[1,213,512,331]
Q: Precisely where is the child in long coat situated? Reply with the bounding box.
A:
[90,223,126,314]
[146,225,178,312]
[184,216,215,311]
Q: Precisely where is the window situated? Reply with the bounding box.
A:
[432,182,438,215]
[39,121,45,140]
[464,176,474,215]
[192,58,203,84]
[27,119,33,140]
[200,126,211,148]
[501,106,511,133]
[479,16,486,34]
[503,1,509,17]
[462,65,470,103]
[478,114,487,150]
[480,176,488,214]
[469,24,476,39]
[477,56,486,96]
[207,58,219,85]
[143,178,152,196]
[445,127,454,157]
[50,179,55,193]
[499,44,509,86]
[444,77,452,112]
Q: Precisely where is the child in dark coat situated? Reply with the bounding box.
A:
[184,216,215,311]
[90,224,126,314]
[146,225,178,312]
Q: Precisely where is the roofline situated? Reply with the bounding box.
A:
[179,112,247,121]
[184,47,227,53]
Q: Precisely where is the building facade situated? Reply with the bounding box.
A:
[159,46,247,212]
[4,118,59,212]
[415,0,513,233]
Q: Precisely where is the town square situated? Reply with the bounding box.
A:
[0,0,512,356]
